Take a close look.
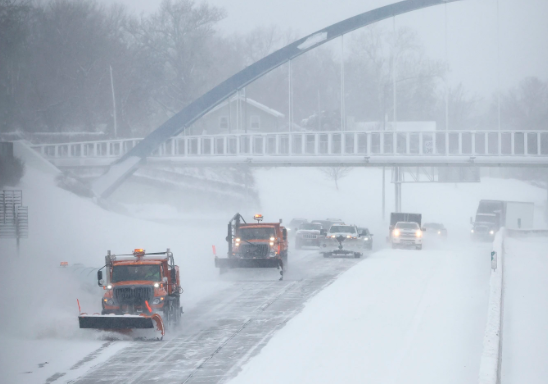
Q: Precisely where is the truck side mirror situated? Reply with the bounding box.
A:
[170,269,176,283]
[97,270,103,286]
[282,228,287,240]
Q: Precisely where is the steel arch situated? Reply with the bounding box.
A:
[93,0,462,198]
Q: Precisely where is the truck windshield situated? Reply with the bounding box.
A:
[239,227,275,240]
[329,226,356,234]
[476,215,498,225]
[112,265,161,283]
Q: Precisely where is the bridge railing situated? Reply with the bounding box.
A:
[30,130,548,159]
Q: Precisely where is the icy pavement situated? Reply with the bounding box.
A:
[501,237,548,383]
[68,248,363,383]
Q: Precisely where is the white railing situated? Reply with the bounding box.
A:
[30,130,548,159]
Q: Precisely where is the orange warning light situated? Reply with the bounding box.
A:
[60,262,68,267]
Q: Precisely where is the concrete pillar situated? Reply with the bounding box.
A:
[394,166,402,213]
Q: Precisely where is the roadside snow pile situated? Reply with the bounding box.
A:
[502,236,548,383]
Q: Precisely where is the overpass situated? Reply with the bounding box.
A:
[31,130,548,169]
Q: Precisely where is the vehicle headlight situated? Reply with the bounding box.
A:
[152,297,164,305]
[416,230,422,238]
[106,284,112,290]
[471,229,474,233]
[270,237,275,241]
[438,231,441,235]
[490,230,494,235]
[364,237,370,241]
[269,242,274,246]
[393,230,400,237]
[153,282,160,288]
[330,235,336,238]
[103,298,114,306]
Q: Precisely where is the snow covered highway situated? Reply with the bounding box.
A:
[71,249,364,383]
[52,237,490,384]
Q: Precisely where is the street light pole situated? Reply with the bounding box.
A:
[109,65,118,138]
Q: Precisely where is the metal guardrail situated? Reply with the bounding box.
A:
[29,130,548,160]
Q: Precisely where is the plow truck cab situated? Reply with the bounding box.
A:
[78,248,183,339]
[215,213,288,280]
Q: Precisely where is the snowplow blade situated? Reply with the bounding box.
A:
[79,314,165,338]
[215,257,280,269]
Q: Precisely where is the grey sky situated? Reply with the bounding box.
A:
[109,0,548,98]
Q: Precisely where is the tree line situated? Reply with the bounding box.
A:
[0,0,546,140]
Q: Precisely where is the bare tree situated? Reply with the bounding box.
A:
[319,167,352,190]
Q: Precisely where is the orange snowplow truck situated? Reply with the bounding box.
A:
[215,214,288,280]
[78,248,182,339]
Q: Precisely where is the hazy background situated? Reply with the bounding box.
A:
[110,0,548,98]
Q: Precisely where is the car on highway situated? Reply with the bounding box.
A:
[311,219,344,235]
[391,221,423,250]
[287,218,308,236]
[320,224,362,258]
[295,222,323,249]
[357,227,373,250]
[422,222,447,238]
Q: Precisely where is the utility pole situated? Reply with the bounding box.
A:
[288,60,292,154]
[109,65,118,138]
[392,16,401,212]
[445,3,450,131]
[341,35,346,131]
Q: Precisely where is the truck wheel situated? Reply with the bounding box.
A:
[354,252,361,258]
[416,245,422,250]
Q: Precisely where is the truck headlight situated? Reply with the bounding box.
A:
[471,229,474,233]
[364,237,370,241]
[103,298,114,306]
[152,297,164,305]
[153,282,160,288]
[269,242,274,246]
[106,284,112,290]
[490,230,494,235]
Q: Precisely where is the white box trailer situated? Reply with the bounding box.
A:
[504,201,534,229]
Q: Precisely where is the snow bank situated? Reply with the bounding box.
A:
[501,232,548,383]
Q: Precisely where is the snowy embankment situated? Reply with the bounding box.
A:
[501,233,548,383]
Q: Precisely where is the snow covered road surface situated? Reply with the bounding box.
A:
[228,240,491,384]
[69,249,363,383]
[502,236,548,383]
